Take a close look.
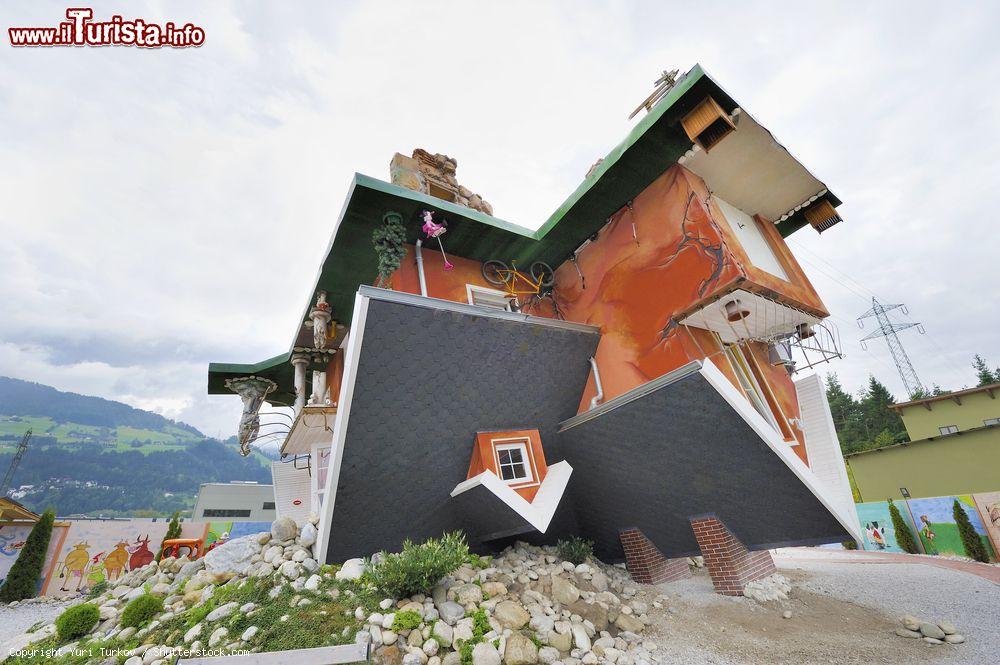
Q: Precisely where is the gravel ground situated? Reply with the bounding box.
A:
[634,549,998,665]
[0,599,72,645]
[778,553,998,664]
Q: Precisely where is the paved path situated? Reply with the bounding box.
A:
[774,547,1000,584]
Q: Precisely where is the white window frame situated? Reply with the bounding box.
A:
[984,418,1000,427]
[939,425,959,435]
[466,284,513,311]
[491,438,537,487]
[723,344,784,436]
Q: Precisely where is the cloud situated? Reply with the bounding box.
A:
[1,0,998,440]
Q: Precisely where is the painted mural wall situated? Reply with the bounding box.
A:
[855,493,998,560]
[0,518,275,598]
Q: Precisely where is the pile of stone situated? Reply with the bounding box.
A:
[390,149,494,215]
[894,615,965,645]
[741,574,791,603]
[4,518,662,665]
[362,544,658,665]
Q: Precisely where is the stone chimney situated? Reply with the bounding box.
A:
[389,149,494,216]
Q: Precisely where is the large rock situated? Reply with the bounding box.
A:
[452,583,483,605]
[571,623,591,652]
[298,523,318,547]
[550,576,580,606]
[271,517,298,542]
[176,558,205,583]
[432,621,454,647]
[336,558,366,581]
[614,613,643,634]
[471,642,502,665]
[438,601,465,625]
[567,600,608,632]
[494,600,530,629]
[206,601,239,622]
[547,630,572,652]
[504,632,539,665]
[204,535,261,576]
[919,623,946,640]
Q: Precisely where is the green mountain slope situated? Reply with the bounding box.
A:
[0,377,270,517]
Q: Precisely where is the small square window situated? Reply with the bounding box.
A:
[984,417,1000,427]
[939,425,959,435]
[493,440,534,486]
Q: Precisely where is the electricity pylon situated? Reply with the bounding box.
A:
[1,429,31,497]
[857,298,926,398]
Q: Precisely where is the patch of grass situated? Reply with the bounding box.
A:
[391,610,422,631]
[556,536,594,565]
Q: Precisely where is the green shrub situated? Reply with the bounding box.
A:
[888,499,919,554]
[556,536,594,565]
[841,540,858,550]
[120,594,164,628]
[954,499,990,563]
[86,580,109,600]
[55,603,100,640]
[391,610,422,631]
[368,532,469,598]
[0,509,55,602]
[156,511,182,562]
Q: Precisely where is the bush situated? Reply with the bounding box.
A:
[0,509,55,602]
[156,511,182,562]
[557,536,594,565]
[120,593,164,628]
[888,499,919,554]
[953,499,990,563]
[55,603,100,640]
[368,531,469,598]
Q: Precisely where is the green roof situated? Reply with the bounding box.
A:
[208,63,842,398]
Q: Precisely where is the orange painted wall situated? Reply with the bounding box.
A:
[392,244,497,303]
[523,165,811,463]
[385,165,819,465]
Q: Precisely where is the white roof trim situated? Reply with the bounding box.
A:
[450,461,573,533]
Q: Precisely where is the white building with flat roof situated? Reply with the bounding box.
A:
[192,481,276,522]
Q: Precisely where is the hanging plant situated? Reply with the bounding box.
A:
[372,211,408,288]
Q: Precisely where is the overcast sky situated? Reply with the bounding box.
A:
[1,1,998,440]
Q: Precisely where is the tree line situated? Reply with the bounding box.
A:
[826,354,998,455]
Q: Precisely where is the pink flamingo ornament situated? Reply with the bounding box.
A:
[421,211,454,270]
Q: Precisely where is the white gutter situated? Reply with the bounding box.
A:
[589,356,604,409]
[414,239,428,297]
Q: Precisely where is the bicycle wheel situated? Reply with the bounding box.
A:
[530,261,555,288]
[482,260,509,287]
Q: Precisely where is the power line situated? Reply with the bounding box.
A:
[857,298,926,398]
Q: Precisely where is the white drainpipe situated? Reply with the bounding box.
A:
[589,357,604,409]
[415,239,429,297]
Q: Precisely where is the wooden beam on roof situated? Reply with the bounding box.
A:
[952,395,962,406]
[988,387,995,399]
[923,401,932,411]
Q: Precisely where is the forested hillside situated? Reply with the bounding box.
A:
[0,377,270,517]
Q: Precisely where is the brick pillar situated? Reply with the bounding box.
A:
[689,516,776,596]
[619,528,692,585]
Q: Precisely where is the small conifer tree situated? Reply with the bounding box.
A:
[156,511,182,561]
[0,509,55,602]
[888,499,918,554]
[953,499,989,563]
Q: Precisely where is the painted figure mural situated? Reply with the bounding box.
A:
[57,541,91,592]
[103,540,130,581]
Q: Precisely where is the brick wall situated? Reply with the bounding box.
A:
[619,528,692,585]
[690,516,776,596]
